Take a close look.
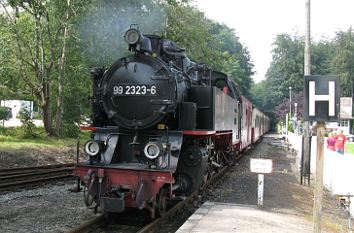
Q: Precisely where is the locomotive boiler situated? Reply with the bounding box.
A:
[74,25,269,218]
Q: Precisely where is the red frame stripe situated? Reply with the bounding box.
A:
[80,126,97,131]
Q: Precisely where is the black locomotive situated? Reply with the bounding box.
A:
[75,25,268,218]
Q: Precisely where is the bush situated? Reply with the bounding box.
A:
[0,106,12,120]
[17,109,38,138]
[0,127,17,136]
[62,122,80,138]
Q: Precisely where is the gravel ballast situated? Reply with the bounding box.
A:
[0,181,96,233]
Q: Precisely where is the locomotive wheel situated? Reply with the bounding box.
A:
[156,187,169,217]
[175,172,195,195]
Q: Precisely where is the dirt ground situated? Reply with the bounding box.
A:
[0,146,81,169]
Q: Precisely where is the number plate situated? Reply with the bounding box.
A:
[112,84,157,96]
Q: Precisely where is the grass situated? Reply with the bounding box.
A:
[0,133,90,150]
[0,135,78,149]
[346,143,354,155]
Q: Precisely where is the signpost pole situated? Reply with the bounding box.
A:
[313,122,325,233]
[258,174,264,206]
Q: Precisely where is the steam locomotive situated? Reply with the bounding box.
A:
[74,25,270,218]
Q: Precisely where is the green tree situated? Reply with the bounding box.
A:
[210,22,254,95]
[330,29,354,97]
[0,0,87,136]
[1,0,255,136]
[265,34,304,106]
[164,2,254,94]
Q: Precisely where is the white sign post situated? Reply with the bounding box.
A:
[257,174,264,206]
[250,158,273,206]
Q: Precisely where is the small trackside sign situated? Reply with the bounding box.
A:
[250,158,273,174]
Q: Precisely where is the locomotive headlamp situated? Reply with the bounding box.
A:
[144,142,161,160]
[124,28,141,45]
[84,140,102,157]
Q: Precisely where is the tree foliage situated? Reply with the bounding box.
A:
[273,91,303,121]
[0,0,88,136]
[264,34,304,106]
[163,1,254,95]
[0,0,255,136]
[330,29,354,97]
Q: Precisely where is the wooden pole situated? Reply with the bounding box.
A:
[303,0,312,186]
[304,0,311,76]
[313,122,325,233]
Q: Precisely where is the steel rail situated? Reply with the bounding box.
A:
[0,163,76,191]
[0,174,75,191]
[0,168,73,181]
[66,215,105,233]
[0,163,75,175]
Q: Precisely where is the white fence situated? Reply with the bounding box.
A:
[287,132,354,216]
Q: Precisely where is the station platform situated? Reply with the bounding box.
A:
[174,134,347,232]
[176,202,313,233]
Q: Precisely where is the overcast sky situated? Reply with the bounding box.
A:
[194,0,354,83]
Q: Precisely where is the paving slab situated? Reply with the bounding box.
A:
[176,202,314,233]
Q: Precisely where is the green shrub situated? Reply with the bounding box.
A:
[0,106,12,120]
[17,109,38,138]
[62,122,80,138]
[1,127,18,136]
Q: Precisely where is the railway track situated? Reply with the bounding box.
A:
[67,154,240,233]
[0,163,75,191]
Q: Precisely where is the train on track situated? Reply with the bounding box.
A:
[74,25,270,218]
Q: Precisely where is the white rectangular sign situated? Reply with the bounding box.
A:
[250,158,273,174]
[339,97,353,119]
